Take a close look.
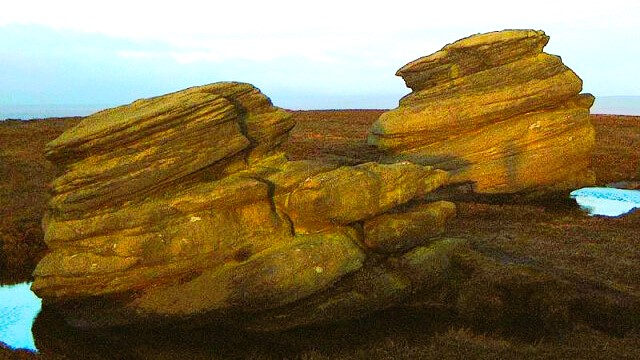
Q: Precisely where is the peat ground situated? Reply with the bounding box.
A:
[1,111,640,359]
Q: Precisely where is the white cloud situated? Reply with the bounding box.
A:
[1,0,639,106]
[116,50,158,60]
[2,1,637,39]
[4,1,638,32]
[2,0,639,66]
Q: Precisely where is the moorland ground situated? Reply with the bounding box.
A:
[1,111,640,359]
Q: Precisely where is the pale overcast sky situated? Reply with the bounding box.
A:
[1,0,638,109]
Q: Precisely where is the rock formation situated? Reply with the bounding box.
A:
[368,29,596,194]
[32,82,459,330]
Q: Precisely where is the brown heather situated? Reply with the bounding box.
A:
[1,111,639,359]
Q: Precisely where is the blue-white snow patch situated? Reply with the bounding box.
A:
[0,282,41,352]
[570,187,640,217]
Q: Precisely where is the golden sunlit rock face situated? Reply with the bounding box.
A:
[32,82,459,330]
[369,29,596,194]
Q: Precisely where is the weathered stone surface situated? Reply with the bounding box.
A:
[368,30,596,194]
[132,227,366,315]
[33,82,459,330]
[364,201,456,253]
[45,82,294,215]
[279,162,449,233]
[396,30,550,92]
[240,237,467,331]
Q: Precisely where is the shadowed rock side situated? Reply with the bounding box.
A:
[32,82,458,330]
[368,29,596,194]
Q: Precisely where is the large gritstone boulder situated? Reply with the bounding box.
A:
[368,30,596,194]
[32,82,460,331]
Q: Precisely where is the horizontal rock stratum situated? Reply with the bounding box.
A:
[368,30,596,194]
[32,82,461,330]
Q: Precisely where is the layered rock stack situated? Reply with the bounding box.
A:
[368,30,596,194]
[33,82,460,330]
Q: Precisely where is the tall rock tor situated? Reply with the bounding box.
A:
[368,30,596,194]
[33,82,460,330]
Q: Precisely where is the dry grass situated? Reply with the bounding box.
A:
[0,118,81,283]
[283,110,384,165]
[26,307,640,359]
[591,115,640,184]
